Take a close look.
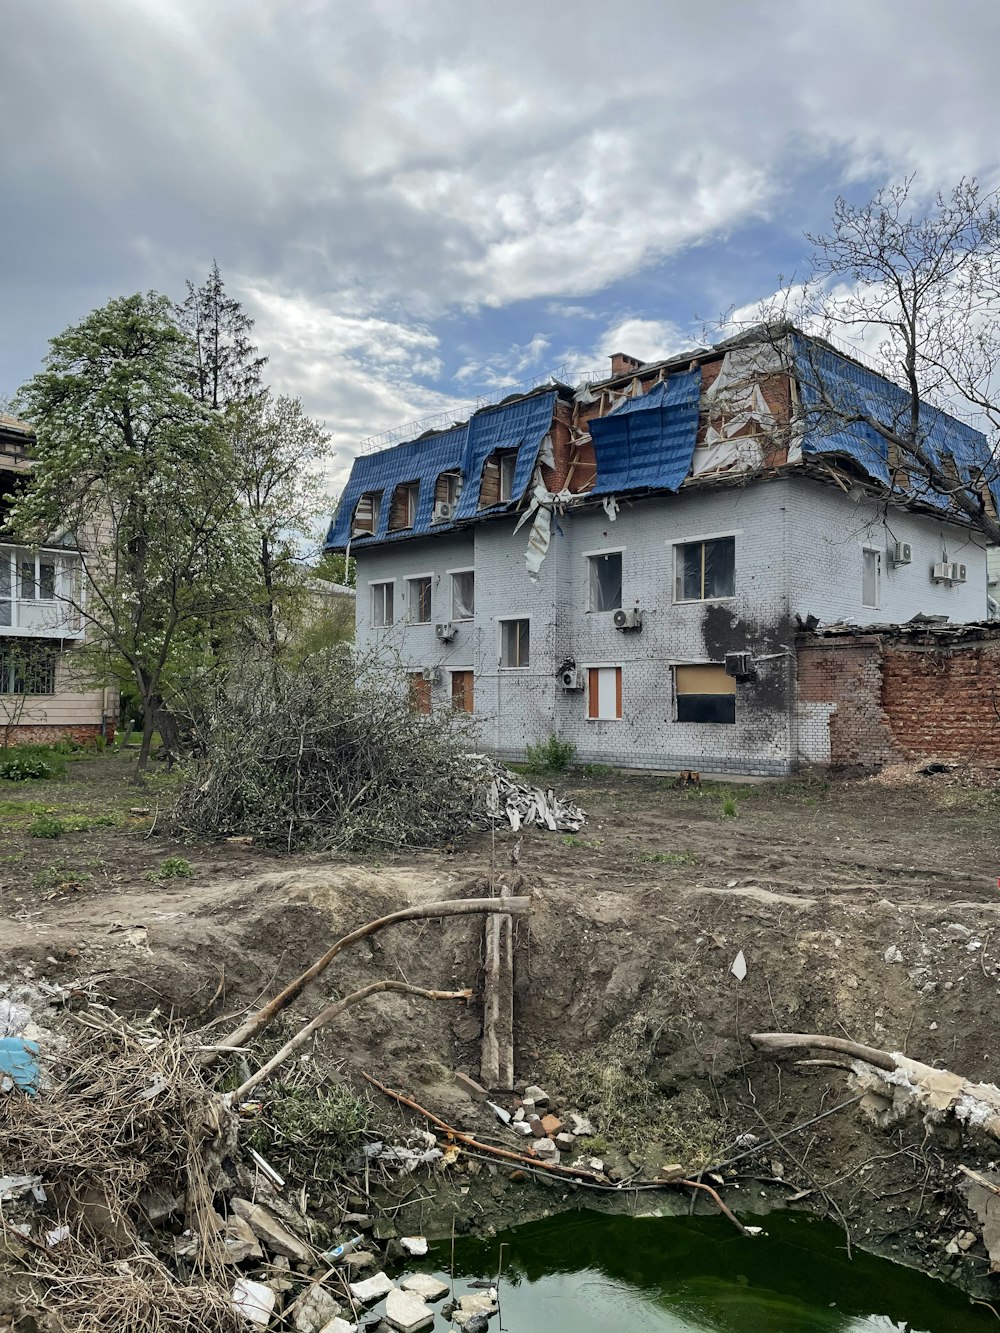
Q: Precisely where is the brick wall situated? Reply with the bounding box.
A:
[796,629,1000,767]
[3,723,105,746]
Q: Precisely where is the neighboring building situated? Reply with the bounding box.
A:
[0,415,117,744]
[325,332,998,776]
[988,546,1000,619]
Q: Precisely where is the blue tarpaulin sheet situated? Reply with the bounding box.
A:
[325,391,557,550]
[588,368,702,495]
[0,1036,39,1095]
[794,335,1000,516]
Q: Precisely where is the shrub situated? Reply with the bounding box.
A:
[721,793,739,819]
[247,1082,373,1181]
[523,734,576,775]
[148,856,193,883]
[0,744,69,782]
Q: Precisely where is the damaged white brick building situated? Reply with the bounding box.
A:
[325,330,997,776]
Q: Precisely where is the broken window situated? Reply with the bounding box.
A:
[352,491,381,536]
[862,548,881,609]
[0,642,57,695]
[435,470,463,509]
[388,480,420,531]
[408,673,432,715]
[451,570,475,621]
[587,666,622,720]
[675,537,735,602]
[588,552,623,612]
[479,450,519,507]
[407,575,432,624]
[675,664,735,724]
[451,669,474,713]
[500,618,529,669]
[371,581,394,628]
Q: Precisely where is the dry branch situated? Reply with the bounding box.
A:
[213,896,530,1061]
[749,1031,896,1070]
[231,982,472,1101]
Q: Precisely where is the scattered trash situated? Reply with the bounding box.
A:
[0,1035,40,1094]
[0,1174,44,1202]
[475,757,586,833]
[44,1224,70,1247]
[322,1233,366,1263]
[730,950,747,981]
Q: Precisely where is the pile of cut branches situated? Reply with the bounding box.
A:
[172,649,482,852]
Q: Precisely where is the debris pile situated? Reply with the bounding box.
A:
[473,756,586,833]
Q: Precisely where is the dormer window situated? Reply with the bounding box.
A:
[352,491,382,537]
[389,480,420,531]
[432,470,462,522]
[479,450,519,508]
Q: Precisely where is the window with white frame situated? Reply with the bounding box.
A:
[587,552,623,612]
[674,536,735,602]
[371,580,394,627]
[587,666,622,719]
[407,575,432,623]
[451,569,475,620]
[500,618,530,668]
[862,548,881,609]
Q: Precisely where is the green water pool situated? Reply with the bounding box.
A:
[421,1210,995,1331]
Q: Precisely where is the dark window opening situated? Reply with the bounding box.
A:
[0,642,57,695]
[675,537,735,602]
[501,619,530,668]
[452,570,475,620]
[408,576,432,623]
[588,552,623,612]
[675,664,735,725]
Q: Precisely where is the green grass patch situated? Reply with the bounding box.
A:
[29,813,66,839]
[246,1082,374,1183]
[33,858,95,892]
[562,834,601,850]
[148,855,193,883]
[579,763,615,778]
[634,849,699,866]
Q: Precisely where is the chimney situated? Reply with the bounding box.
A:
[609,351,643,379]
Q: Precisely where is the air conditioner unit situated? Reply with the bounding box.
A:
[431,501,455,523]
[725,651,754,680]
[559,667,584,690]
[421,667,441,684]
[435,622,456,642]
[950,562,967,584]
[613,608,643,632]
[931,562,953,583]
[891,541,912,567]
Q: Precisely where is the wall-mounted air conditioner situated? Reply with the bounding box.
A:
[421,667,441,684]
[891,541,912,567]
[559,668,584,690]
[725,651,754,680]
[950,562,967,584]
[613,608,643,632]
[435,622,456,641]
[931,562,953,583]
[431,502,455,523]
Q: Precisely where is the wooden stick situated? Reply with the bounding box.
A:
[231,983,472,1101]
[958,1164,1000,1198]
[210,896,531,1062]
[362,1071,606,1183]
[679,1178,747,1233]
[749,1032,896,1071]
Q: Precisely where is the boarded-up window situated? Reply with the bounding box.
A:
[675,537,735,602]
[588,553,623,612]
[479,450,518,507]
[862,548,881,609]
[451,669,474,713]
[500,619,529,668]
[452,570,475,620]
[352,491,381,536]
[389,481,420,530]
[371,581,394,628]
[587,666,622,719]
[435,470,462,505]
[407,576,432,623]
[408,673,431,715]
[675,664,735,724]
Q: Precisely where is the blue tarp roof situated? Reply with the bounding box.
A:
[794,335,1000,517]
[589,367,702,495]
[325,391,557,550]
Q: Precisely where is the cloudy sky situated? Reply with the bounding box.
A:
[4,0,1000,489]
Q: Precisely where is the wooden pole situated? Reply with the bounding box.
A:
[480,886,514,1091]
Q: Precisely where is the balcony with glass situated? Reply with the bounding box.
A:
[0,545,84,639]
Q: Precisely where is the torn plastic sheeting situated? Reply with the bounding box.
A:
[793,333,1000,515]
[0,1036,39,1095]
[692,435,765,477]
[589,367,702,495]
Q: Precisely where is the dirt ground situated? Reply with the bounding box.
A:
[4,752,1000,1297]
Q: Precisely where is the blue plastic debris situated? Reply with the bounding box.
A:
[0,1036,40,1095]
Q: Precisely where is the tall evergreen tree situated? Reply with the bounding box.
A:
[176,260,267,410]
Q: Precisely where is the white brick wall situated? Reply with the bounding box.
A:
[352,475,990,775]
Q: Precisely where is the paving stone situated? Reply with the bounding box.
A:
[349,1272,394,1304]
[400,1273,450,1301]
[384,1288,434,1332]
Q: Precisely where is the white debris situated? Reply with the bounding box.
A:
[400,1235,428,1257]
[384,1287,434,1332]
[232,1278,276,1328]
[884,945,904,964]
[472,756,586,833]
[349,1272,394,1304]
[730,950,747,981]
[400,1274,450,1302]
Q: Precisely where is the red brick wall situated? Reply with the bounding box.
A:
[797,631,1000,767]
[2,723,104,746]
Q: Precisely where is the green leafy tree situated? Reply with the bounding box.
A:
[314,548,356,588]
[13,293,253,771]
[176,260,267,410]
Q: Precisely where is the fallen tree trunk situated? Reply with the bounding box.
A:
[750,1031,1000,1140]
[210,896,531,1063]
[231,982,472,1101]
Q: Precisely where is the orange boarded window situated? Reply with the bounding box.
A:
[408,673,432,715]
[451,670,474,713]
[587,666,622,719]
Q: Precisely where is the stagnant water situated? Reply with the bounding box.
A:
[425,1211,995,1331]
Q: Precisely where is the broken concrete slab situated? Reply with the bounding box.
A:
[400,1235,428,1256]
[532,1137,559,1163]
[222,1213,263,1265]
[400,1273,449,1302]
[232,1278,276,1328]
[348,1271,394,1304]
[317,1320,357,1333]
[384,1287,434,1332]
[568,1113,595,1136]
[523,1084,549,1106]
[340,1251,375,1273]
[231,1198,311,1264]
[554,1132,575,1152]
[454,1071,489,1101]
[290,1285,343,1333]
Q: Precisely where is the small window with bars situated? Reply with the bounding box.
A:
[0,643,57,695]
